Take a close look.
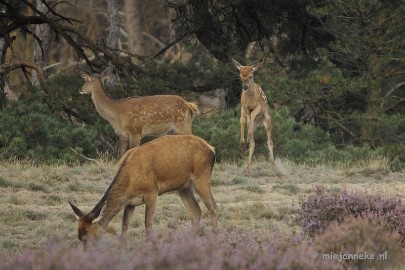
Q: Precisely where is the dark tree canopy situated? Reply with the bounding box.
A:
[165,0,332,63]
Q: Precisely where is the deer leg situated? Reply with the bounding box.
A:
[129,134,141,149]
[246,138,255,175]
[118,135,129,157]
[263,111,277,171]
[178,186,202,225]
[192,178,218,228]
[143,192,158,238]
[247,107,262,144]
[120,205,135,241]
[98,198,127,230]
[245,107,262,173]
[240,107,247,150]
[174,120,193,135]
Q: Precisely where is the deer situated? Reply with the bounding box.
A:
[69,135,218,246]
[78,66,199,156]
[232,59,276,174]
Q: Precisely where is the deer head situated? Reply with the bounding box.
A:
[232,59,262,91]
[78,66,113,94]
[69,201,106,243]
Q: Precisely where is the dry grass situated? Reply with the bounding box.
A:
[0,158,404,255]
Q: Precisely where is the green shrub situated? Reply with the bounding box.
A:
[0,71,402,167]
[0,90,108,164]
[193,106,400,166]
[193,108,241,161]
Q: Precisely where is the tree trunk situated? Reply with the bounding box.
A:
[124,0,143,55]
[106,0,120,84]
[360,54,383,146]
[359,12,385,146]
[0,37,7,109]
[32,0,52,87]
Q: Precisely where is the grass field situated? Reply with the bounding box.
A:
[0,157,404,268]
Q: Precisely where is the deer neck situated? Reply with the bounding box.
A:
[90,80,118,123]
[98,216,111,229]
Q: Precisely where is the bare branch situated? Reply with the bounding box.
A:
[318,104,357,139]
[154,32,190,58]
[385,81,405,98]
[0,60,49,93]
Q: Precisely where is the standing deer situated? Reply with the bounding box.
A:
[232,59,276,174]
[78,67,199,156]
[69,135,218,245]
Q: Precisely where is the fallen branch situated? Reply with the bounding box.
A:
[69,147,97,162]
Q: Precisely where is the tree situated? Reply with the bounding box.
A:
[32,0,51,86]
[124,0,144,55]
[308,0,405,146]
[164,0,329,61]
[106,0,120,57]
[164,0,331,105]
[105,0,120,84]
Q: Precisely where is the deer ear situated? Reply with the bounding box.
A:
[87,200,107,221]
[252,62,263,72]
[102,66,114,79]
[232,58,242,70]
[69,201,84,218]
[78,67,91,80]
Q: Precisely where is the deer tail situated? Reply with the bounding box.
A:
[186,102,200,116]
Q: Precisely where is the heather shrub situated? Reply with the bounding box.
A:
[313,216,404,269]
[298,187,405,244]
[0,229,343,270]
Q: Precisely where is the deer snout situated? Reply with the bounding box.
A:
[242,79,251,90]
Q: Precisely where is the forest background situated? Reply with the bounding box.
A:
[0,0,404,168]
[0,1,405,268]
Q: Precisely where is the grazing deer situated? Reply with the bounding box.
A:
[78,67,199,156]
[232,59,276,174]
[69,135,218,244]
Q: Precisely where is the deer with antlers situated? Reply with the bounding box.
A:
[232,59,276,174]
[69,135,218,245]
[78,67,199,156]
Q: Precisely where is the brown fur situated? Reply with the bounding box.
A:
[232,59,276,174]
[69,135,218,244]
[79,67,199,156]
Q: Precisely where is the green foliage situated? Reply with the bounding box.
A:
[0,88,108,164]
[193,106,330,162]
[194,106,403,167]
[124,57,234,98]
[266,60,346,108]
[193,108,241,162]
[0,66,402,166]
[265,56,404,148]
